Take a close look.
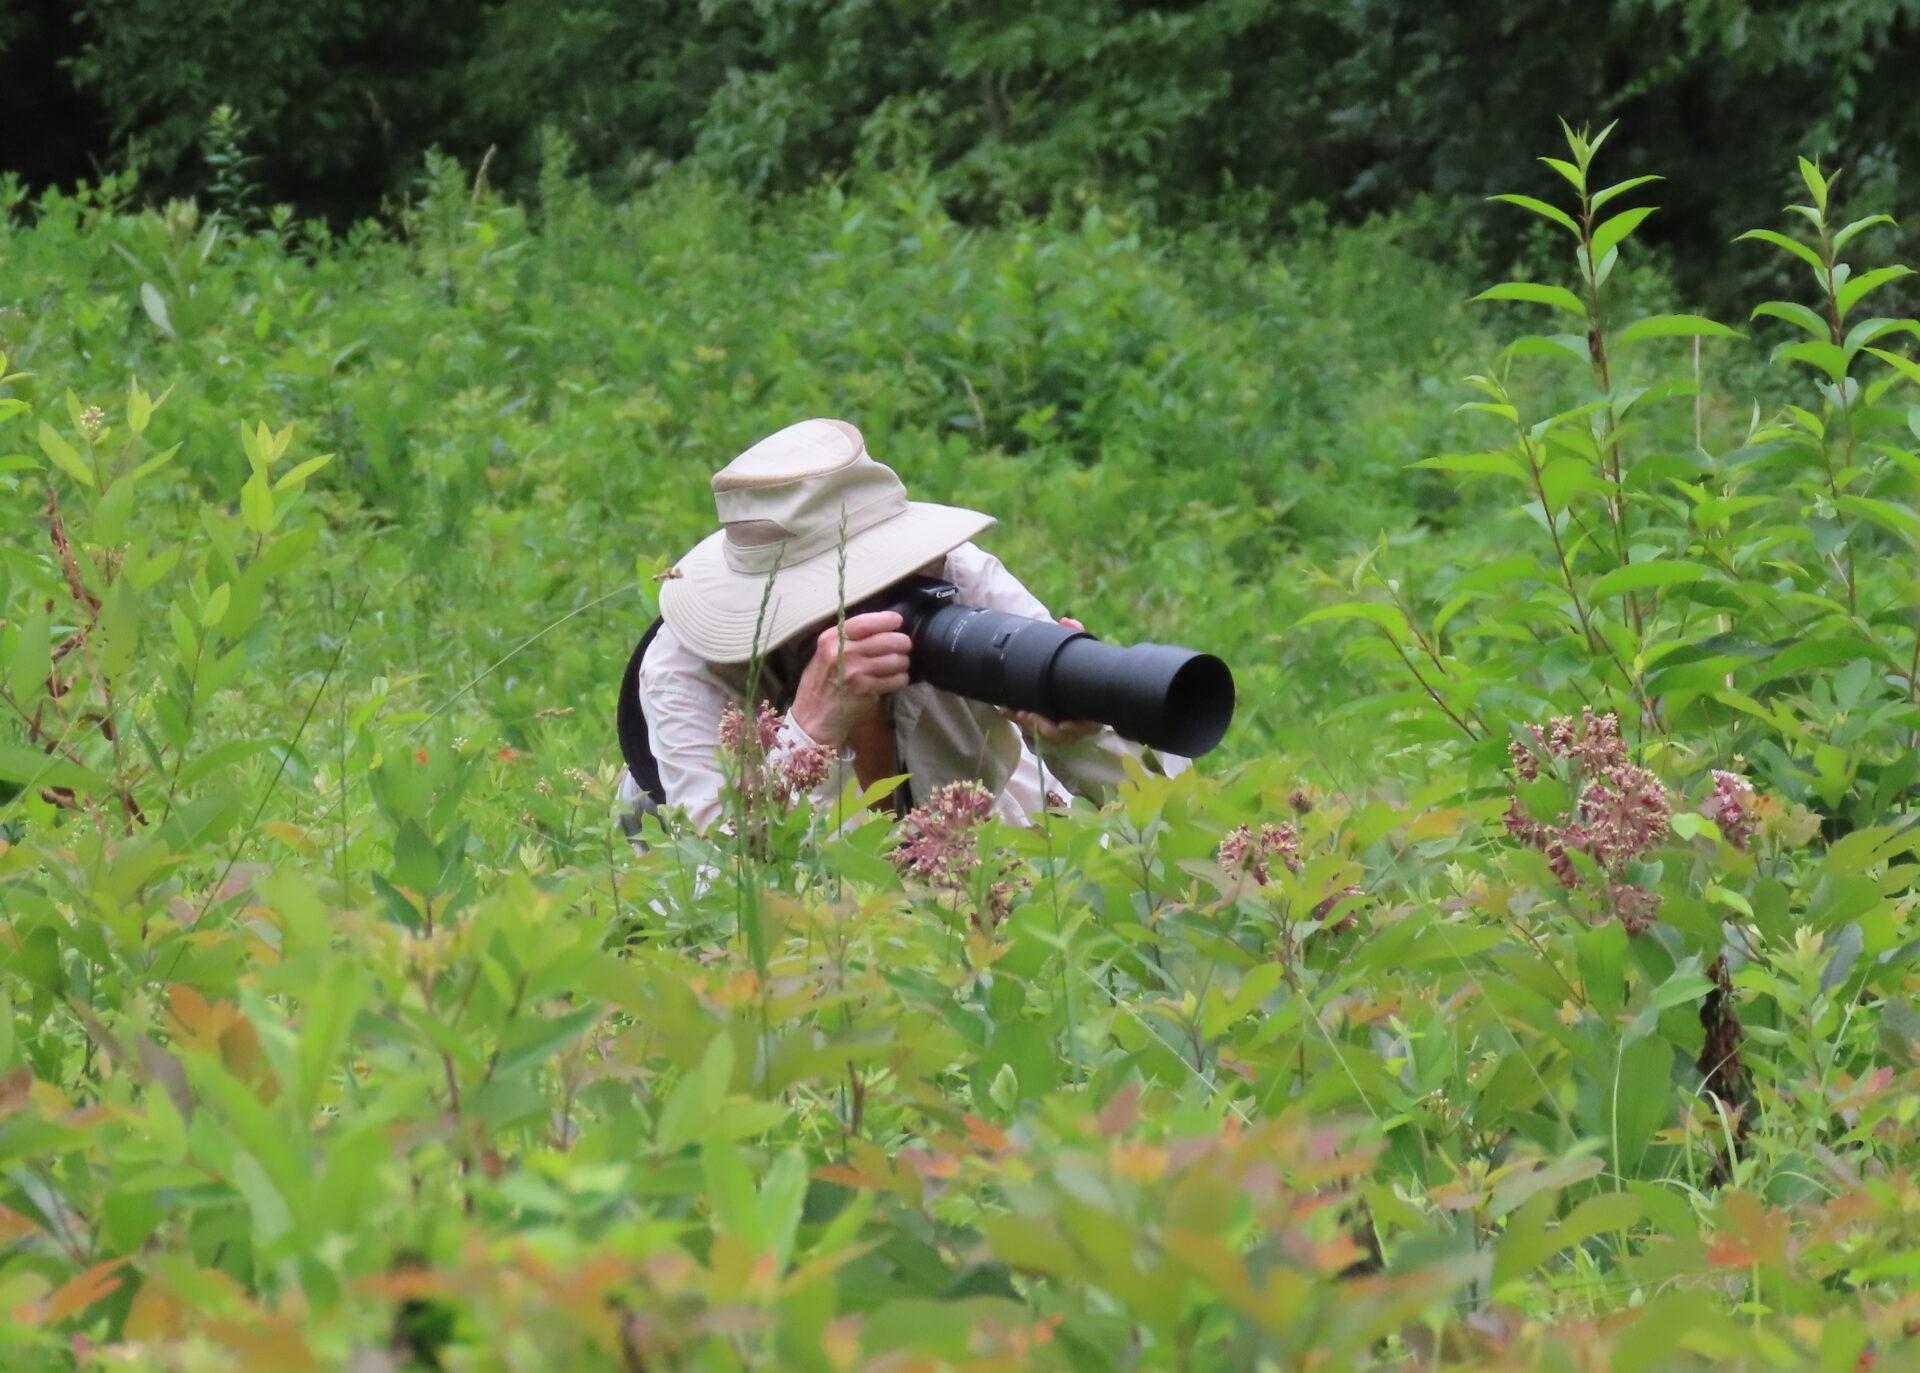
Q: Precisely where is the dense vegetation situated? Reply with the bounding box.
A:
[7,0,1920,285]
[6,109,1920,1369]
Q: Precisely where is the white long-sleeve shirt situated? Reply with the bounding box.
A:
[616,542,1185,832]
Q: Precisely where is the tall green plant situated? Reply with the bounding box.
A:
[1316,124,1919,823]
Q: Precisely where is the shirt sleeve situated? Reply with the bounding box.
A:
[942,543,1191,803]
[639,663,857,835]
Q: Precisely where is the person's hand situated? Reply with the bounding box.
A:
[790,611,913,745]
[999,617,1104,747]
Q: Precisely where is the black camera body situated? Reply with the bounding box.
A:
[855,575,1234,757]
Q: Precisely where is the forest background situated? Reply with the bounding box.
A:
[5,2,1920,1370]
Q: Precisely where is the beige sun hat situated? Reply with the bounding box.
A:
[658,418,996,664]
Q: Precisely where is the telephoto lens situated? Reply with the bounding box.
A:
[859,577,1234,756]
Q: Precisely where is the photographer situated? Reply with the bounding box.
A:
[619,418,1186,832]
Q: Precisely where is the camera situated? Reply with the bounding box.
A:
[854,575,1234,757]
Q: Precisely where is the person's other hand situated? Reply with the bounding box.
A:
[999,617,1104,747]
[791,611,913,745]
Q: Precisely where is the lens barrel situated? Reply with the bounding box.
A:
[871,579,1233,756]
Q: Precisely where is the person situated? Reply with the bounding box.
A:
[617,417,1184,833]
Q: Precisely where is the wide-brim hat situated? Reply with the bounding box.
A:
[658,418,995,664]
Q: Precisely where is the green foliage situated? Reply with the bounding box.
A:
[17,0,1917,300]
[4,128,1920,1369]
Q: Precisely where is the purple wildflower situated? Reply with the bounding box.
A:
[1505,710,1671,935]
[1217,823,1301,887]
[890,782,1024,928]
[1700,770,1757,850]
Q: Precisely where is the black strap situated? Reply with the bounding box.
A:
[616,617,667,806]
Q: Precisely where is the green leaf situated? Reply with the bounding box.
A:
[175,737,277,789]
[1293,602,1406,636]
[1843,318,1920,357]
[1865,347,1920,391]
[10,605,50,704]
[1832,213,1896,252]
[38,421,93,487]
[1773,340,1849,383]
[1611,1036,1671,1174]
[130,442,182,481]
[1750,300,1829,339]
[1502,334,1591,365]
[273,452,335,492]
[1591,205,1656,263]
[988,1062,1019,1113]
[296,962,369,1118]
[1489,194,1578,236]
[1539,156,1584,193]
[1614,314,1739,347]
[1409,452,1528,481]
[1494,1190,1642,1289]
[1474,282,1587,319]
[241,471,274,533]
[1587,561,1715,600]
[1736,228,1826,276]
[1837,265,1914,320]
[1652,973,1718,1009]
[1820,923,1865,996]
[1457,400,1520,423]
[759,1146,810,1268]
[701,1140,761,1249]
[0,744,109,793]
[656,1034,736,1152]
[141,283,176,339]
[1796,156,1829,211]
[1589,175,1662,213]
[1835,495,1920,540]
[201,583,232,630]
[127,382,153,435]
[1539,455,1606,512]
[492,1004,602,1079]
[1514,777,1574,824]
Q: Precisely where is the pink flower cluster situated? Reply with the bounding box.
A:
[717,699,832,826]
[1217,823,1301,886]
[889,782,1023,928]
[718,699,783,756]
[1505,709,1671,935]
[1700,769,1757,850]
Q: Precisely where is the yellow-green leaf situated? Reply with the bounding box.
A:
[1474,282,1588,319]
[273,452,335,492]
[201,583,233,630]
[141,283,175,339]
[1489,194,1578,236]
[1591,205,1656,263]
[1838,265,1916,321]
[38,421,94,487]
[10,605,50,703]
[1866,347,1920,391]
[1750,300,1827,338]
[241,471,274,533]
[1588,561,1716,600]
[1589,174,1663,213]
[1737,228,1825,276]
[0,744,109,794]
[1615,314,1740,347]
[1294,602,1407,637]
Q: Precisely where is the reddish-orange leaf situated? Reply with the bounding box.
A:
[41,1257,130,1324]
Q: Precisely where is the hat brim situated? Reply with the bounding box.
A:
[658,501,997,664]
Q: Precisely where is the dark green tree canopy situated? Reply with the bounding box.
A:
[5,0,1918,282]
